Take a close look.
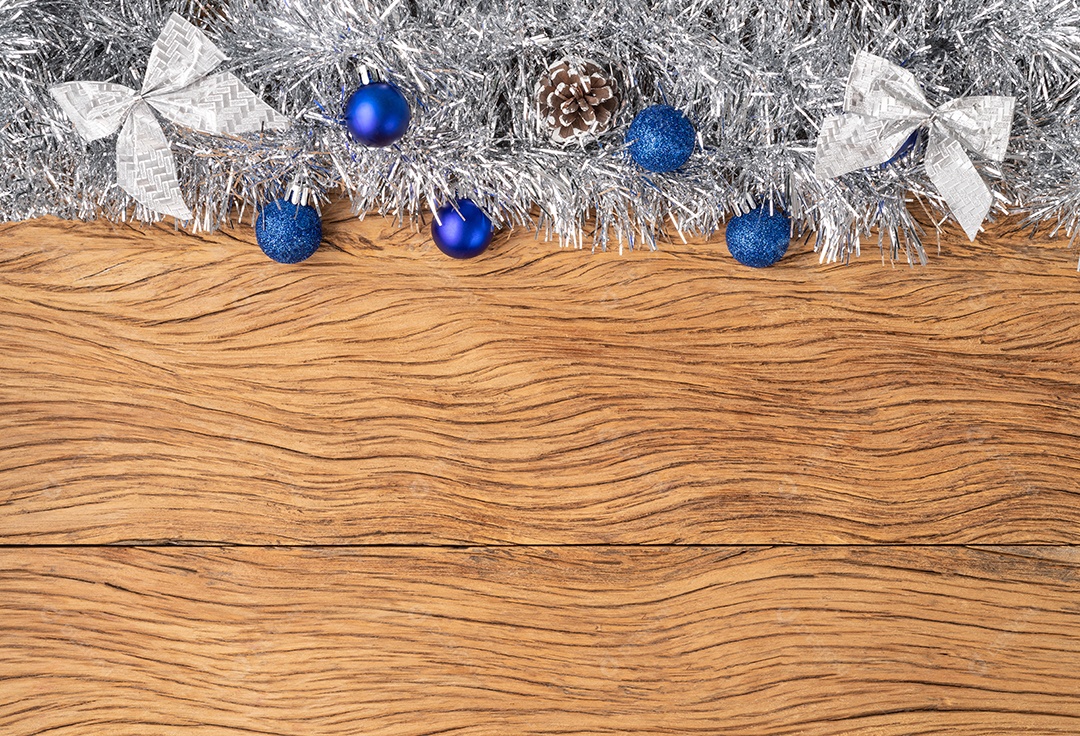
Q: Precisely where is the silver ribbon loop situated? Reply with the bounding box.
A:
[49,82,138,141]
[814,50,1015,241]
[49,13,288,221]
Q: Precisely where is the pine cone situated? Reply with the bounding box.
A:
[536,59,619,144]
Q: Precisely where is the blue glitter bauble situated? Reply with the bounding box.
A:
[344,81,411,147]
[725,205,791,268]
[432,199,493,259]
[255,200,322,264]
[625,104,695,173]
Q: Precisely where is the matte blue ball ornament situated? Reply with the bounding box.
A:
[432,199,493,259]
[255,199,322,264]
[725,205,791,268]
[344,81,411,147]
[625,104,696,172]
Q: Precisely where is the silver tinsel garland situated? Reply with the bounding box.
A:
[2,0,1080,263]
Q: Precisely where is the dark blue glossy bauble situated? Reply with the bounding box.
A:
[255,200,322,264]
[725,205,791,268]
[432,199,493,259]
[344,81,411,147]
[625,104,696,173]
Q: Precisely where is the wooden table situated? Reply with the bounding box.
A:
[2,207,1079,734]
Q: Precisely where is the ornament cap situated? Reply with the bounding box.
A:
[284,176,314,208]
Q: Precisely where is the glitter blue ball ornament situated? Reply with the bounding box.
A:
[725,205,791,268]
[344,81,411,147]
[255,200,322,264]
[625,104,696,173]
[432,199,493,259]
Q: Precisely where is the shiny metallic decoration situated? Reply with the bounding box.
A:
[3,1,1080,264]
[49,12,288,220]
[815,51,1014,241]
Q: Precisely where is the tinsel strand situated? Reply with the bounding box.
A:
[2,0,1080,263]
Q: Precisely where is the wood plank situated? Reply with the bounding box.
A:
[2,211,1080,544]
[1,545,1078,735]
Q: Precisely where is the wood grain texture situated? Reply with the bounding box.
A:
[2,545,1078,736]
[2,209,1080,544]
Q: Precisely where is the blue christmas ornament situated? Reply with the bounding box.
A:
[432,199,493,259]
[625,104,695,173]
[255,199,322,264]
[725,205,791,268]
[344,81,411,147]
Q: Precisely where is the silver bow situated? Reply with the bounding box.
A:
[814,50,1014,241]
[49,13,288,220]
